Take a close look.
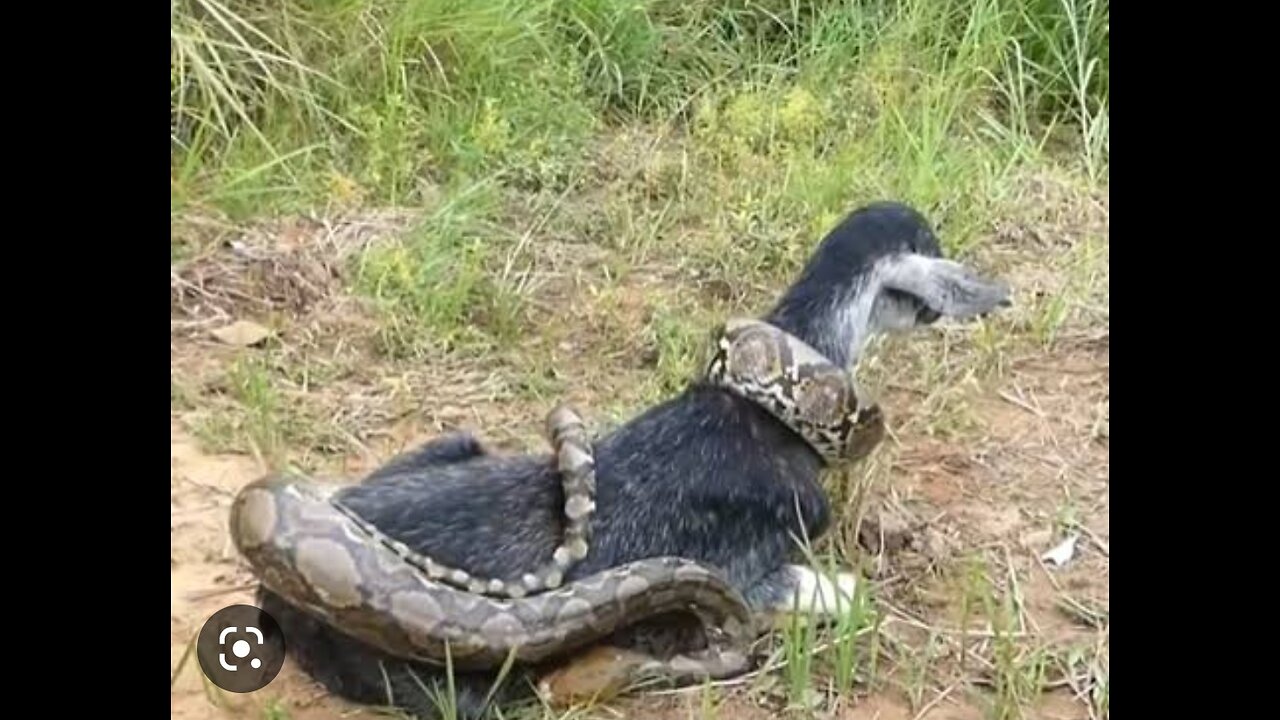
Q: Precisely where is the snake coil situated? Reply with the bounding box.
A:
[229,319,886,683]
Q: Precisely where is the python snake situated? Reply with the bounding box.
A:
[229,319,886,683]
[328,404,597,599]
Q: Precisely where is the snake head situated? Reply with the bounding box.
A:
[845,404,886,462]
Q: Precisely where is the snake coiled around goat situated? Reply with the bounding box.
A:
[234,476,756,678]
[229,319,886,683]
[330,404,598,599]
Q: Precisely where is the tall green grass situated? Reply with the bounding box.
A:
[172,0,1108,218]
[172,0,1107,358]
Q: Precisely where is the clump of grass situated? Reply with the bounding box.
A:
[352,180,527,358]
[954,553,1054,720]
[780,603,821,712]
[191,353,293,466]
[261,698,291,720]
[903,630,943,711]
[638,304,711,399]
[1019,230,1107,349]
[989,625,1051,720]
[829,566,880,698]
[775,539,884,712]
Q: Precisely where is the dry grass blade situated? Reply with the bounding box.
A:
[172,630,199,688]
[912,680,961,720]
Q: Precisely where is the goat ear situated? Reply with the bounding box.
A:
[879,253,1012,319]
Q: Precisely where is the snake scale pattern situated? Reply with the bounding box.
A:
[330,404,597,599]
[229,319,886,684]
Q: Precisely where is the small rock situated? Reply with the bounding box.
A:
[537,646,653,708]
[858,507,915,555]
[210,320,273,347]
[1042,533,1080,568]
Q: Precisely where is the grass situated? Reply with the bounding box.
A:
[189,352,292,466]
[351,178,528,358]
[171,1,1108,718]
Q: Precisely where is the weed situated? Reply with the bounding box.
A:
[352,180,527,357]
[261,698,292,720]
[190,353,291,466]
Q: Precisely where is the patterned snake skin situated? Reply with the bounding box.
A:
[330,404,598,599]
[229,319,886,684]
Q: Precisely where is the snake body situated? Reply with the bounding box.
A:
[233,474,754,679]
[229,319,885,683]
[330,405,597,599]
[705,318,885,464]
